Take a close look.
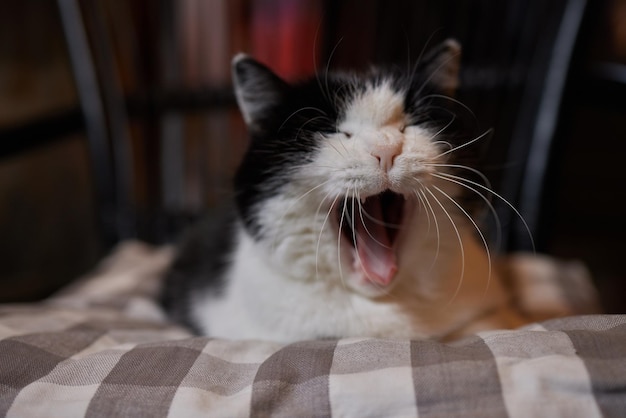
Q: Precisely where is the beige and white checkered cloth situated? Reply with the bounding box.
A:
[1,241,623,417]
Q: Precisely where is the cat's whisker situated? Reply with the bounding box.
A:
[270,179,334,252]
[349,189,382,287]
[312,17,325,100]
[323,139,347,159]
[295,115,332,141]
[431,184,493,299]
[432,172,502,250]
[410,30,442,84]
[338,137,351,156]
[424,187,465,307]
[434,128,493,160]
[417,94,478,123]
[350,190,384,294]
[349,190,367,284]
[414,188,432,234]
[314,34,339,104]
[279,107,329,133]
[432,141,454,152]
[415,186,442,273]
[413,47,462,101]
[324,37,344,104]
[337,194,351,290]
[436,171,536,253]
[290,164,343,171]
[402,101,455,130]
[342,188,376,319]
[357,204,404,229]
[428,113,457,145]
[419,190,441,274]
[316,193,340,282]
[348,187,396,297]
[355,193,394,249]
[426,163,493,191]
[425,114,457,156]
[332,82,351,114]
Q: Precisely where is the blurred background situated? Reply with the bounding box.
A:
[0,0,624,311]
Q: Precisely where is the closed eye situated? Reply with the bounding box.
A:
[339,131,353,138]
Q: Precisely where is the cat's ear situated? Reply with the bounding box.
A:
[232,54,289,131]
[419,39,461,96]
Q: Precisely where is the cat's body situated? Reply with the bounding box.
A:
[161,40,525,342]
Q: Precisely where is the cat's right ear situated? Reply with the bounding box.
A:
[232,54,289,131]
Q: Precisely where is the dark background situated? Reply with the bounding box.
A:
[1,0,624,312]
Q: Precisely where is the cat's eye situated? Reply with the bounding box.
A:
[339,131,352,138]
[399,125,407,133]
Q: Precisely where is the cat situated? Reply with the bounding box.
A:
[160,39,526,342]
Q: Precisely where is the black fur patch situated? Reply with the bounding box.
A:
[160,205,237,332]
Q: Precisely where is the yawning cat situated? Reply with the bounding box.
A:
[161,40,525,342]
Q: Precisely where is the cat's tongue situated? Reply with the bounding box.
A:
[354,198,398,286]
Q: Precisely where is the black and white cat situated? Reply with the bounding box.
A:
[161,40,525,342]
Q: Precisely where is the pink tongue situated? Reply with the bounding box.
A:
[355,198,398,286]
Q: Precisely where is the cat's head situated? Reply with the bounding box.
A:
[232,40,478,294]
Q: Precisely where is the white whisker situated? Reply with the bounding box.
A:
[431,184,492,299]
[325,137,347,158]
[358,204,404,229]
[418,93,478,123]
[436,171,536,252]
[415,188,432,234]
[337,194,350,288]
[432,172,502,249]
[315,191,338,281]
[424,187,465,306]
[434,128,493,159]
[428,114,457,144]
[295,115,330,141]
[350,189,370,285]
[426,163,493,191]
[350,187,395,296]
[356,196,394,249]
[417,189,441,273]
[410,29,444,83]
[413,47,462,100]
[324,37,344,103]
[279,107,328,132]
[432,141,454,152]
[272,179,334,252]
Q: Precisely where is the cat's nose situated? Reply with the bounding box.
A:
[371,141,402,172]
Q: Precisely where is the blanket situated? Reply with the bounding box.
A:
[0,241,624,417]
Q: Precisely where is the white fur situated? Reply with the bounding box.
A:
[192,82,516,342]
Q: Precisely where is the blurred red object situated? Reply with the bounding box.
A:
[251,0,322,80]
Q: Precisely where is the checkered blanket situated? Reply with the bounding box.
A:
[1,241,624,417]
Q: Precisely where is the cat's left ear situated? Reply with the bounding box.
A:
[232,54,289,131]
[419,39,461,96]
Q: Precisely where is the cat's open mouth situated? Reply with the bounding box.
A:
[337,190,407,287]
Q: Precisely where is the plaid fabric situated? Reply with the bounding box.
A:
[0,242,623,417]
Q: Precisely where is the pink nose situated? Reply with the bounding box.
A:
[371,141,402,172]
